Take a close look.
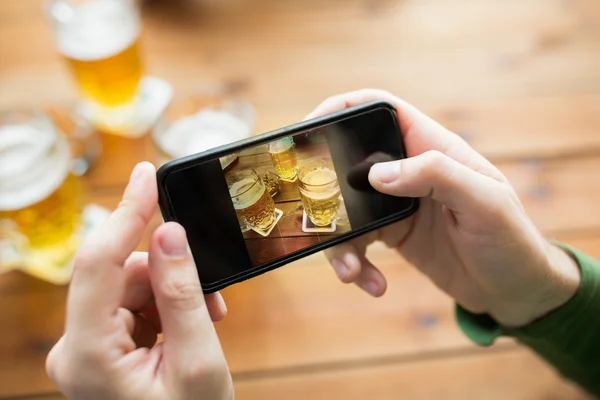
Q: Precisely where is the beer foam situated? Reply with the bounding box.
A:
[55,0,139,61]
[229,178,264,209]
[158,108,252,158]
[268,137,294,153]
[0,125,70,211]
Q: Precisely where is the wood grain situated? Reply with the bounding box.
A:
[2,0,600,398]
[233,348,593,400]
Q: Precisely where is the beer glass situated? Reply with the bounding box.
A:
[298,158,341,227]
[152,89,255,169]
[0,108,85,284]
[227,169,276,232]
[46,0,143,134]
[267,136,298,181]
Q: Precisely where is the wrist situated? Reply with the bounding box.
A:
[488,241,581,329]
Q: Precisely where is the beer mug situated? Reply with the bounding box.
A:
[298,158,341,227]
[0,108,85,284]
[46,0,144,134]
[227,169,276,233]
[267,136,298,181]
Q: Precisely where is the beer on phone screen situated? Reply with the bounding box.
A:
[228,169,276,232]
[298,158,341,227]
[267,136,298,181]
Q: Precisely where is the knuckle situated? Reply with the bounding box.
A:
[420,150,450,178]
[72,246,99,272]
[159,278,204,310]
[485,183,513,220]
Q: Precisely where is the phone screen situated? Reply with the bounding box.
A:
[161,106,417,288]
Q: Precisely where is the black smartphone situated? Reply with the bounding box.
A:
[156,100,419,293]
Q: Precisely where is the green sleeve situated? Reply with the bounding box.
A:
[455,243,600,396]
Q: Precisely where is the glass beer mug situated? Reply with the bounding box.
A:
[298,158,341,227]
[46,0,144,135]
[0,109,85,284]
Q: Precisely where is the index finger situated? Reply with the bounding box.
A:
[67,162,158,333]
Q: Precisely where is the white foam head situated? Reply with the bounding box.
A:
[268,136,294,153]
[0,124,70,211]
[157,108,252,158]
[53,0,140,61]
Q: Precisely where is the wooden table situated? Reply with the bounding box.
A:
[1,0,600,399]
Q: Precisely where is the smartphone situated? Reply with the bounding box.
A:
[157,100,419,293]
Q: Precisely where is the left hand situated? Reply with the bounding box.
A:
[46,162,233,400]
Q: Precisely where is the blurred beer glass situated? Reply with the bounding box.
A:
[267,136,298,181]
[0,109,85,284]
[227,169,276,232]
[46,0,143,135]
[298,158,341,226]
[152,89,255,169]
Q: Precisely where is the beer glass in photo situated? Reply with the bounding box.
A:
[227,169,276,232]
[47,0,143,130]
[0,109,84,283]
[298,158,341,226]
[267,136,298,181]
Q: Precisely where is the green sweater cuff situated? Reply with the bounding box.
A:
[456,242,599,344]
[455,242,600,395]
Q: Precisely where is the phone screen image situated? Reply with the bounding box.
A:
[224,132,352,267]
[159,105,417,290]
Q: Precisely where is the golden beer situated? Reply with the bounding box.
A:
[298,158,341,226]
[0,118,84,283]
[228,169,276,232]
[64,40,142,107]
[268,136,298,181]
[51,0,143,107]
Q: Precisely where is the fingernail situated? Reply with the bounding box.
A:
[361,280,380,297]
[215,292,228,314]
[159,224,188,257]
[331,259,349,280]
[129,162,145,185]
[370,162,399,184]
[303,113,314,121]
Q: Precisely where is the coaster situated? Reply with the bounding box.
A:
[79,76,173,138]
[19,204,111,285]
[302,211,337,233]
[250,208,283,237]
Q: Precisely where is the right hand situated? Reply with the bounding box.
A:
[306,89,581,328]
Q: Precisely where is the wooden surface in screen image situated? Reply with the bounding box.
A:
[1,0,599,399]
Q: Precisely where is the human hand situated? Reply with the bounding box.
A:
[307,89,581,328]
[46,162,233,400]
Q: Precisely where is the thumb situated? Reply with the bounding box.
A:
[148,222,225,373]
[368,150,503,216]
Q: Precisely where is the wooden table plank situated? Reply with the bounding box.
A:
[233,348,593,400]
[500,156,600,235]
[4,348,594,400]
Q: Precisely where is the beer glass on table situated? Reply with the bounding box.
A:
[0,109,85,284]
[267,136,298,181]
[152,89,255,169]
[227,169,276,233]
[46,0,143,135]
[298,158,341,227]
